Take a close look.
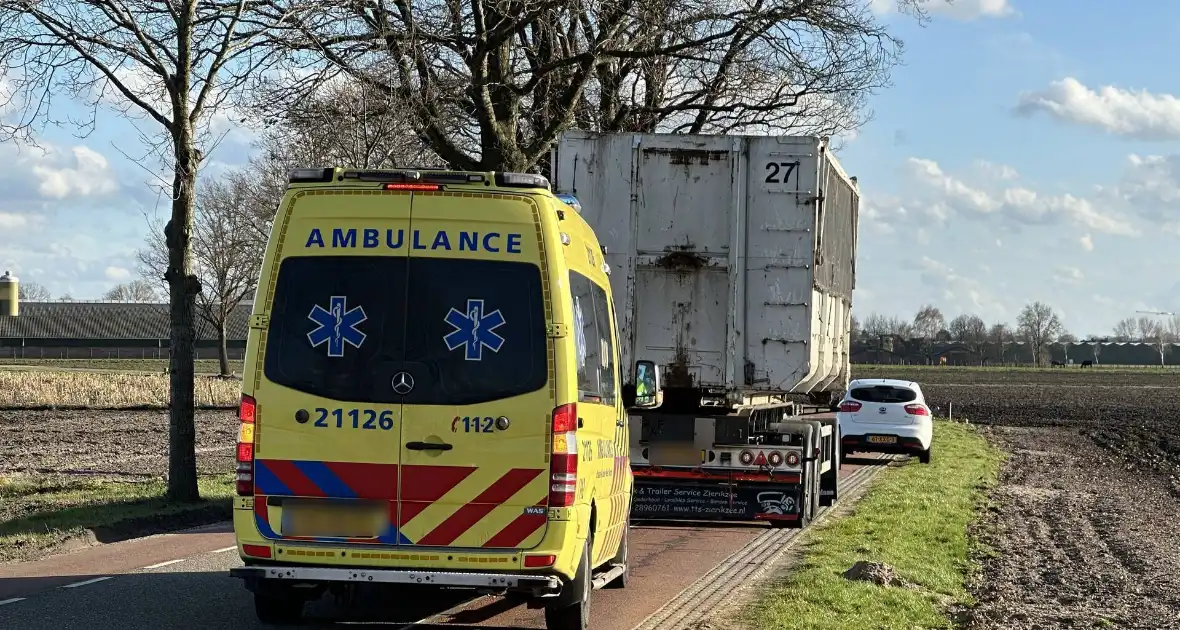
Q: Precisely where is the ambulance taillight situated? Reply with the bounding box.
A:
[236,394,256,497]
[548,403,578,508]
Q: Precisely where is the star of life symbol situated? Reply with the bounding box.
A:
[307,296,367,358]
[444,298,506,361]
[757,491,795,515]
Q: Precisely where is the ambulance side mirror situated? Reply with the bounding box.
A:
[630,360,663,410]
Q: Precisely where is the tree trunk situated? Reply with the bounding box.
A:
[165,130,202,503]
[218,320,231,376]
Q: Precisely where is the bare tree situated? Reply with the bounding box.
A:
[949,313,986,362]
[1135,317,1171,365]
[1135,317,1159,343]
[912,305,945,339]
[911,304,944,364]
[17,281,50,301]
[1017,302,1063,367]
[104,280,162,303]
[0,0,280,501]
[248,0,931,171]
[1168,316,1180,344]
[1058,332,1077,343]
[260,79,440,170]
[1112,317,1138,342]
[1090,340,1102,364]
[988,323,1013,363]
[140,171,264,376]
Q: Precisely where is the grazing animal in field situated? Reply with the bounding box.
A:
[1081,360,1093,368]
[1051,360,1065,367]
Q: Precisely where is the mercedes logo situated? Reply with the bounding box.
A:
[391,371,415,395]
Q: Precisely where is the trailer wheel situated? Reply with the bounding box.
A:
[788,461,814,529]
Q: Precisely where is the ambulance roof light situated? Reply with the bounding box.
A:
[288,168,335,183]
[555,193,582,213]
[495,172,550,190]
[341,169,486,184]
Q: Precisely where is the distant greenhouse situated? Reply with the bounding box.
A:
[851,338,1180,367]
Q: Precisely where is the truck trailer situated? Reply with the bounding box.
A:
[551,131,860,527]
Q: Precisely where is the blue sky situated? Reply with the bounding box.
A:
[0,0,1177,336]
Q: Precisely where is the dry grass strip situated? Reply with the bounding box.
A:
[0,370,240,408]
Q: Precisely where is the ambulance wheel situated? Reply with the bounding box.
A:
[545,540,591,630]
[253,589,305,625]
[606,519,630,589]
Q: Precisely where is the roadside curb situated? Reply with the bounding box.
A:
[5,502,232,565]
[630,455,897,630]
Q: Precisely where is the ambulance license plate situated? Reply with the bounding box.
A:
[281,499,385,538]
[867,435,897,444]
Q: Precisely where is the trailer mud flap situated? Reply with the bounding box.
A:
[631,479,802,521]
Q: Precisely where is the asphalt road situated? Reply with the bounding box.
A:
[0,456,884,629]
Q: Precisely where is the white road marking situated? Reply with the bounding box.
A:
[0,597,27,606]
[212,546,238,554]
[60,576,113,589]
[142,559,186,569]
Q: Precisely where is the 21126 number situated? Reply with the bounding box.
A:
[313,408,395,431]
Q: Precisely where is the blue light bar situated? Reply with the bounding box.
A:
[555,193,582,213]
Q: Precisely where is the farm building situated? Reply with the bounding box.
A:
[0,297,250,361]
[0,270,251,360]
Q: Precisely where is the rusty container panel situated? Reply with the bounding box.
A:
[552,131,858,399]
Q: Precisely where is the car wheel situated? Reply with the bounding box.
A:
[606,518,629,589]
[918,446,932,464]
[254,589,305,625]
[544,540,591,630]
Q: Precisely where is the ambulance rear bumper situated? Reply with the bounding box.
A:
[230,565,562,593]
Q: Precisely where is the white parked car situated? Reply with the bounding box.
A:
[836,378,933,464]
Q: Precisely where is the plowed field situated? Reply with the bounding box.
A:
[854,364,1180,629]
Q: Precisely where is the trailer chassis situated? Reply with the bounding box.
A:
[628,402,841,527]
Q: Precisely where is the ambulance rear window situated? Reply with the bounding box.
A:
[264,256,548,405]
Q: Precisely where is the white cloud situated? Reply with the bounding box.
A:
[872,0,1015,20]
[901,157,1138,236]
[914,255,1009,321]
[1079,233,1094,251]
[1014,78,1180,140]
[972,159,1019,181]
[32,146,119,199]
[0,213,31,229]
[103,266,131,281]
[1053,266,1084,285]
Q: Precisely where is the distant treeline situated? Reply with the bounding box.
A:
[851,339,1179,366]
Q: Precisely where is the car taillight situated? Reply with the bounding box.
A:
[839,400,862,413]
[785,451,801,466]
[236,394,256,496]
[767,451,784,467]
[904,404,930,416]
[549,403,578,508]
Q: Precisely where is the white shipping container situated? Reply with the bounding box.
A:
[552,131,859,402]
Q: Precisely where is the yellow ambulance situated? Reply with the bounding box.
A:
[229,168,663,629]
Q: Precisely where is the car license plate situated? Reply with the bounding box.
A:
[281,499,385,538]
[867,435,897,444]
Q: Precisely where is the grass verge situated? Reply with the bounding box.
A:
[747,421,1004,630]
[0,473,234,563]
[0,369,240,408]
